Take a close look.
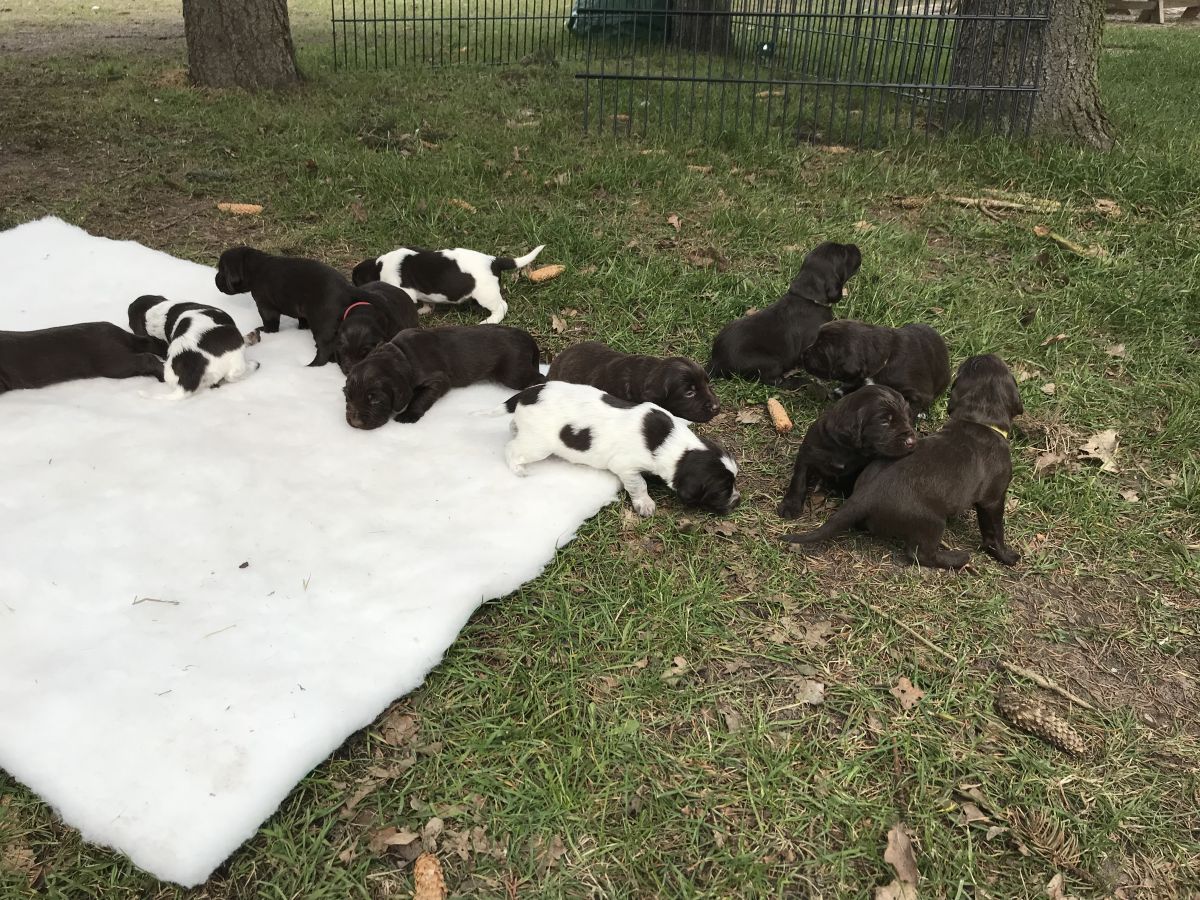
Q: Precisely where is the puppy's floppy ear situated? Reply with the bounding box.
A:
[216,247,248,293]
[837,243,862,282]
[1007,374,1025,417]
[789,265,839,305]
[352,258,383,286]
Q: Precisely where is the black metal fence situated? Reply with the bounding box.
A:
[330,0,1050,145]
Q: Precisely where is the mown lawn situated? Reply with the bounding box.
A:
[0,6,1198,898]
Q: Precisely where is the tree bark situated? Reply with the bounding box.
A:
[950,0,1112,150]
[670,0,732,53]
[183,0,300,90]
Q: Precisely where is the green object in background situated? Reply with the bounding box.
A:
[567,0,669,38]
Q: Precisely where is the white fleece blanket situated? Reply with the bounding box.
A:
[0,218,618,886]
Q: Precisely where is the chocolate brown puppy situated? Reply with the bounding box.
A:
[782,354,1023,570]
[708,241,860,385]
[801,319,950,418]
[335,281,421,375]
[344,324,542,429]
[0,323,164,393]
[215,246,358,368]
[547,340,720,422]
[777,385,916,519]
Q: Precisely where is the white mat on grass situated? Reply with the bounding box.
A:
[0,217,618,886]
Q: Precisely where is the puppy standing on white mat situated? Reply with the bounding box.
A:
[486,381,741,517]
[350,244,544,325]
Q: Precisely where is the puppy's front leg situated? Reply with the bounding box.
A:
[394,377,450,423]
[256,302,282,334]
[777,454,812,519]
[976,500,1020,566]
[308,319,340,367]
[473,286,508,325]
[618,471,656,517]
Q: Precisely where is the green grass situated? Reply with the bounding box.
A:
[1,7,1199,899]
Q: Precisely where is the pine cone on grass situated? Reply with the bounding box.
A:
[995,687,1087,756]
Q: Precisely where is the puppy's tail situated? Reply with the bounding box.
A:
[492,244,545,274]
[780,500,865,546]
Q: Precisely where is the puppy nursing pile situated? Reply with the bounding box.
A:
[2,236,1024,570]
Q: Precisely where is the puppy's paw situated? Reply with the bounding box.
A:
[777,498,804,520]
[394,409,423,424]
[631,496,656,517]
[509,463,528,477]
[988,545,1021,567]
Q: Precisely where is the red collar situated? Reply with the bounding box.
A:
[342,301,373,321]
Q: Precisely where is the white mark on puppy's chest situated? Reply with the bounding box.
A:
[864,377,875,385]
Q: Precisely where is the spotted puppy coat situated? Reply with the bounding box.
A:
[351,244,544,325]
[496,380,740,517]
[128,295,258,398]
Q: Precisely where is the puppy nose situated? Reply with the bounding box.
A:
[728,489,741,509]
[904,435,916,449]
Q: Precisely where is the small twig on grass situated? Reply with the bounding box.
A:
[866,602,958,666]
[999,661,1098,712]
[948,195,1062,214]
[867,602,1101,713]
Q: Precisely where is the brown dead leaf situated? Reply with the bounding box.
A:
[882,822,919,892]
[1105,343,1126,358]
[529,834,567,874]
[1078,428,1119,474]
[448,198,477,214]
[368,826,421,855]
[1040,333,1068,347]
[1045,873,1076,900]
[795,678,826,706]
[803,620,834,648]
[550,314,567,334]
[661,655,689,684]
[1034,451,1066,475]
[717,702,744,732]
[1119,488,1140,503]
[955,802,990,826]
[1013,364,1038,383]
[710,520,738,538]
[2,844,38,884]
[630,657,649,671]
[853,219,876,232]
[890,676,925,711]
[667,213,682,231]
[1093,198,1121,218]
[348,199,367,223]
[380,710,419,746]
[1041,382,1056,396]
[735,407,765,425]
[686,248,730,270]
[876,882,918,900]
[687,164,713,174]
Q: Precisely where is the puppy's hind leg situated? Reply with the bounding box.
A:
[908,519,969,570]
[976,500,1019,566]
[133,354,165,382]
[504,435,551,476]
[781,499,864,545]
[473,284,508,325]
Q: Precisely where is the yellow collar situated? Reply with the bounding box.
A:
[984,424,1009,440]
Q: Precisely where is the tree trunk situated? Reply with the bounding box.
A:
[670,0,732,53]
[183,0,300,90]
[949,0,1112,150]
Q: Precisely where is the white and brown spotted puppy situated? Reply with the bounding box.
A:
[128,295,258,398]
[493,380,740,517]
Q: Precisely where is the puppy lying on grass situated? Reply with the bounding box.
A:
[708,241,860,385]
[0,323,164,393]
[344,324,541,428]
[492,380,740,517]
[782,354,1023,569]
[801,319,950,418]
[777,385,916,519]
[547,340,721,422]
[351,244,544,325]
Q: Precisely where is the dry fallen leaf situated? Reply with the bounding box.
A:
[1041,382,1056,396]
[795,678,826,706]
[1013,364,1038,383]
[890,677,925,711]
[1105,343,1126,358]
[529,834,567,874]
[380,710,419,746]
[1045,872,1076,900]
[630,657,649,670]
[1078,428,1119,474]
[883,825,916,897]
[661,655,689,684]
[348,199,367,223]
[667,213,682,231]
[955,802,990,826]
[1034,451,1066,475]
[550,314,566,334]
[1040,333,1068,347]
[1119,488,1140,503]
[448,198,477,214]
[735,407,765,425]
[687,164,713,174]
[717,702,743,732]
[368,826,421,855]
[413,852,447,900]
[853,219,876,232]
[710,520,738,538]
[803,620,834,648]
[1093,198,1121,218]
